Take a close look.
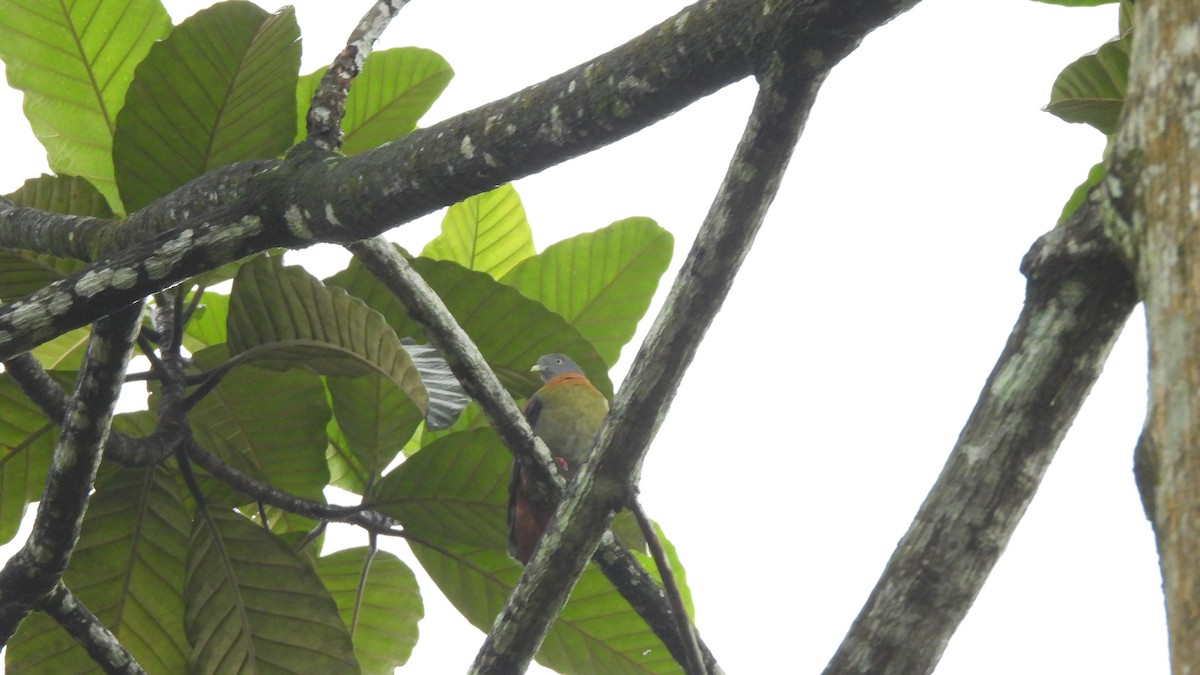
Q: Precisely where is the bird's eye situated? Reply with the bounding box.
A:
[555,358,563,365]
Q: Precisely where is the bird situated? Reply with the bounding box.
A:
[507,353,609,564]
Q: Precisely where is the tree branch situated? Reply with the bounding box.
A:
[0,0,919,362]
[305,0,410,150]
[36,583,143,675]
[470,35,832,674]
[0,301,143,645]
[1106,0,1200,668]
[823,197,1138,674]
[182,435,398,532]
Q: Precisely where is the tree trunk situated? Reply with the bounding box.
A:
[1113,0,1200,670]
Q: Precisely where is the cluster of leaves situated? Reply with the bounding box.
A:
[1038,0,1132,220]
[0,1,683,673]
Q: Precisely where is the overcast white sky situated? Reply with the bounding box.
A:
[0,0,1164,673]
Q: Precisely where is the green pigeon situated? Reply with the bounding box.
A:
[507,353,608,564]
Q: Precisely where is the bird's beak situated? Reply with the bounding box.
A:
[530,364,544,373]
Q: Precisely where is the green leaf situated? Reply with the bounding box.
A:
[113,2,301,213]
[411,543,684,674]
[0,0,172,211]
[296,47,452,154]
[316,547,423,674]
[0,375,55,545]
[182,291,230,351]
[30,328,91,370]
[422,184,536,279]
[1046,35,1130,134]
[228,255,428,412]
[328,255,611,399]
[327,414,367,494]
[328,374,423,491]
[187,345,332,505]
[0,174,111,301]
[371,428,510,549]
[502,217,672,366]
[4,173,114,218]
[1058,161,1106,223]
[186,508,359,674]
[7,467,191,674]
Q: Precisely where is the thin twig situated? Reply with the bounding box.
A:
[183,436,397,531]
[629,498,703,675]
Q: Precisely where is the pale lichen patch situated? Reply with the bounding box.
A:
[144,228,195,281]
[963,443,989,465]
[461,135,476,159]
[325,203,342,228]
[1176,24,1200,56]
[285,204,315,240]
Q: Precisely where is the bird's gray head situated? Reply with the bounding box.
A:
[531,353,584,382]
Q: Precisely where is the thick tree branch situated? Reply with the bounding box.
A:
[470,36,832,674]
[0,0,918,362]
[37,583,143,675]
[0,302,143,645]
[823,197,1138,674]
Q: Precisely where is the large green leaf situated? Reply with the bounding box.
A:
[422,184,536,279]
[187,345,331,506]
[327,255,611,399]
[370,428,509,549]
[327,373,423,491]
[0,0,171,211]
[7,467,191,674]
[0,174,111,301]
[113,2,300,213]
[0,375,55,545]
[502,217,672,367]
[315,547,423,674]
[228,255,428,412]
[295,47,452,155]
[186,508,358,674]
[3,172,113,218]
[1046,34,1129,135]
[412,542,685,674]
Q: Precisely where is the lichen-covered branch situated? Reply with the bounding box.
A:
[470,37,834,674]
[0,0,920,362]
[823,198,1137,674]
[37,583,143,675]
[0,302,143,645]
[305,0,409,150]
[1107,0,1200,670]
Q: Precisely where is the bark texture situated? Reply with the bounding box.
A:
[1111,0,1200,670]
